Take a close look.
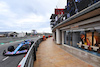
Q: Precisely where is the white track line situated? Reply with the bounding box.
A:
[2,56,9,61]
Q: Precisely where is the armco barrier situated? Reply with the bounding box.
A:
[17,37,43,67]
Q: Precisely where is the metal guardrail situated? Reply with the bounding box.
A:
[17,36,50,67]
[17,37,43,67]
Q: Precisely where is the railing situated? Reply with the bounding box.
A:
[17,37,43,67]
[51,1,100,29]
[17,36,50,67]
[51,14,67,28]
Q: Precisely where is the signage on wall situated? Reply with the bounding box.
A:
[71,25,79,29]
[55,9,64,15]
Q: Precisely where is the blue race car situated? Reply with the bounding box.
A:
[3,40,34,56]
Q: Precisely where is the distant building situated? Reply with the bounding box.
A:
[0,32,10,37]
[0,32,5,37]
[8,32,18,37]
[31,30,37,35]
[17,32,26,37]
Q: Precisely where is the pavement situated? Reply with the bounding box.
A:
[0,37,39,67]
[34,37,93,67]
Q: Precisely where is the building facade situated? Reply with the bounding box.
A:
[50,1,100,66]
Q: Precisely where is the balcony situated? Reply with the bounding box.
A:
[50,1,100,32]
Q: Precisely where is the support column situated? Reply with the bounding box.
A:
[56,29,61,44]
[52,32,55,41]
[62,31,64,44]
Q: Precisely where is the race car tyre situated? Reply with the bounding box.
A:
[8,46,15,52]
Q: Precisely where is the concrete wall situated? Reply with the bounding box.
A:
[53,32,55,41]
[60,30,62,44]
[68,32,71,46]
[61,45,100,67]
[62,31,64,44]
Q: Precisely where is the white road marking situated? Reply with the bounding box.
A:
[2,56,9,61]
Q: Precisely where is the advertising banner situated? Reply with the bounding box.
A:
[55,9,64,15]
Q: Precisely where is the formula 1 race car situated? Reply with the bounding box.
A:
[3,40,34,56]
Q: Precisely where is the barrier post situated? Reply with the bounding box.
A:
[33,46,36,61]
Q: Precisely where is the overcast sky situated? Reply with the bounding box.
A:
[0,0,66,33]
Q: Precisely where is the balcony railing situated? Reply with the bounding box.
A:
[51,1,100,29]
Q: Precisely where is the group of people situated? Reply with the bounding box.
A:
[51,0,100,28]
[65,0,100,19]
